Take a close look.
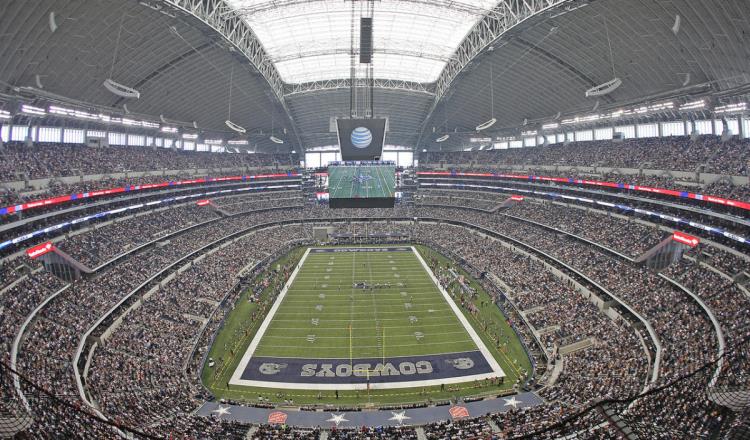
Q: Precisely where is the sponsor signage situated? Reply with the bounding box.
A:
[672,231,700,247]
[337,118,387,161]
[26,242,55,259]
[510,195,524,201]
[267,411,288,424]
[0,184,302,252]
[196,199,211,206]
[0,173,299,216]
[449,406,470,419]
[419,182,748,245]
[415,171,750,212]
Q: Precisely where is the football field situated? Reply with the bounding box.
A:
[328,165,396,199]
[229,246,503,390]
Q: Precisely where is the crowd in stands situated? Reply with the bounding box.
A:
[687,244,750,276]
[504,202,665,258]
[420,175,750,253]
[413,224,648,408]
[0,171,291,209]
[0,142,294,182]
[0,187,302,260]
[415,189,504,211]
[0,265,66,366]
[87,226,307,429]
[59,204,220,268]
[0,186,747,438]
[247,424,320,439]
[664,259,750,346]
[420,136,750,175]
[422,418,493,439]
[212,191,305,215]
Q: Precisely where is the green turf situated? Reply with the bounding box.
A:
[255,248,477,360]
[201,244,533,406]
[328,165,396,199]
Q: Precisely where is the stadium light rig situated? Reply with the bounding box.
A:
[269,136,284,144]
[714,102,747,115]
[435,134,450,142]
[541,122,559,130]
[21,104,46,116]
[679,99,705,111]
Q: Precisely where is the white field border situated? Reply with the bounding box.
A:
[228,246,505,390]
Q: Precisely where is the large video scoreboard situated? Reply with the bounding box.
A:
[327,162,396,208]
[336,118,387,161]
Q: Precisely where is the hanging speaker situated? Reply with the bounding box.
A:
[360,17,373,64]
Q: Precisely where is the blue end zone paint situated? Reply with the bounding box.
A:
[311,247,412,253]
[240,351,494,385]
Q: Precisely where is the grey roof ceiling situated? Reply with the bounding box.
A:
[0,0,294,152]
[286,88,434,148]
[421,0,750,150]
[0,0,748,154]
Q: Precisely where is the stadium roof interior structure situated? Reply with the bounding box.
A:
[0,0,748,154]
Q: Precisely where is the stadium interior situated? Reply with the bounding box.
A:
[1,0,750,439]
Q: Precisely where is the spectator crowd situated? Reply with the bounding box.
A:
[0,180,747,439]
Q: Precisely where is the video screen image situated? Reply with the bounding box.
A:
[327,163,396,208]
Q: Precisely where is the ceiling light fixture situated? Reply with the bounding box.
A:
[585,17,621,98]
[477,62,496,131]
[103,15,140,99]
[224,65,246,133]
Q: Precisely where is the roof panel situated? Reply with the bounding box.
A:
[226,0,497,83]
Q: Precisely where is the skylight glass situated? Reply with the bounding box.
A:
[226,0,498,84]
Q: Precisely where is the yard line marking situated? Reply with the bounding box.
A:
[259,330,470,340]
[269,317,456,323]
[256,340,475,349]
[269,323,456,330]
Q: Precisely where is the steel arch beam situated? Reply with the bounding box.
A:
[228,0,495,17]
[273,46,451,63]
[285,79,435,96]
[161,0,303,149]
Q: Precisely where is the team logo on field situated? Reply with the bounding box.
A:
[447,357,475,370]
[259,363,287,375]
